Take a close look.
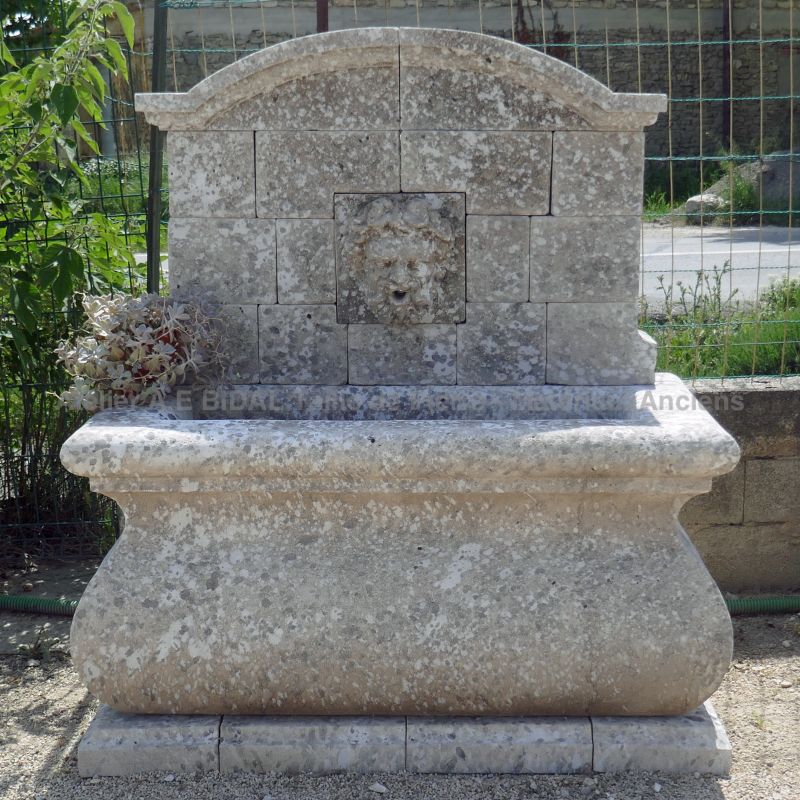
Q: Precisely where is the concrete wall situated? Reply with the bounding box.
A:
[682,377,800,593]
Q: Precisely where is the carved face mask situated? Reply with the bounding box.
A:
[363,231,445,320]
[336,192,466,325]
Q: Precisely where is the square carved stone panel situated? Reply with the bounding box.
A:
[335,193,466,324]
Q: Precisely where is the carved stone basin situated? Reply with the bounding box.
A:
[61,376,738,716]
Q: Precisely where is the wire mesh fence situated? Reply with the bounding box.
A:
[1,0,799,561]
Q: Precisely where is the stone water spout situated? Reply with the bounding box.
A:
[61,28,739,720]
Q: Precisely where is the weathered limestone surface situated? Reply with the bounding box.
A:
[259,304,347,384]
[169,218,277,304]
[68,488,731,716]
[167,131,255,218]
[276,219,336,304]
[216,304,259,384]
[336,193,466,324]
[457,303,546,385]
[137,29,403,131]
[348,324,457,385]
[220,717,406,774]
[401,61,591,132]
[551,132,645,217]
[136,28,668,390]
[547,303,656,385]
[401,132,552,215]
[593,702,732,776]
[529,217,640,302]
[136,29,665,133]
[406,717,593,774]
[189,383,637,421]
[396,29,666,133]
[62,378,738,716]
[77,705,219,777]
[466,216,530,303]
[256,131,400,217]
[218,64,399,131]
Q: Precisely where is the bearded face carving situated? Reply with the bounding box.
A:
[335,193,466,324]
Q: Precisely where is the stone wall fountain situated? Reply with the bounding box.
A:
[61,28,740,777]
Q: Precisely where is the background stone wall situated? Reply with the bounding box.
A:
[682,377,800,593]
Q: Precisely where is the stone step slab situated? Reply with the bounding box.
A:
[77,702,731,778]
[77,705,220,778]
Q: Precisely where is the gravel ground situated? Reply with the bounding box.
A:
[0,614,797,800]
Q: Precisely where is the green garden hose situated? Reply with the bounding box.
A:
[0,594,798,618]
[0,594,78,617]
[725,595,800,616]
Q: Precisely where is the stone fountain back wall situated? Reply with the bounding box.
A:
[160,29,659,387]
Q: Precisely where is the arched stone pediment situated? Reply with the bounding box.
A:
[135,28,665,132]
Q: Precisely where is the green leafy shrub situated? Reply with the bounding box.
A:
[1,0,140,366]
[1,0,140,562]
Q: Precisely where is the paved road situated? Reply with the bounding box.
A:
[642,224,800,306]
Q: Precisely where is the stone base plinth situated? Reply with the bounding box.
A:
[77,702,731,778]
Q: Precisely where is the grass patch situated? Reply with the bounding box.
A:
[643,190,672,222]
[642,271,800,378]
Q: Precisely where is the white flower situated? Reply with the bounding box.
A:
[55,292,223,411]
[58,378,101,411]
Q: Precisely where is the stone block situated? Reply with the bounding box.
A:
[255,131,400,217]
[551,132,645,216]
[218,65,399,130]
[400,45,591,132]
[77,705,219,777]
[391,29,664,134]
[689,377,800,458]
[217,304,259,384]
[466,216,530,302]
[335,193,466,324]
[546,303,655,385]
[401,132,552,215]
[259,304,347,384]
[276,219,336,304]
[406,717,592,774]
[169,218,276,304]
[687,520,800,592]
[592,701,731,776]
[529,216,640,302]
[348,324,457,385]
[168,131,255,218]
[220,716,406,774]
[457,303,546,385]
[744,457,800,522]
[680,462,745,526]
